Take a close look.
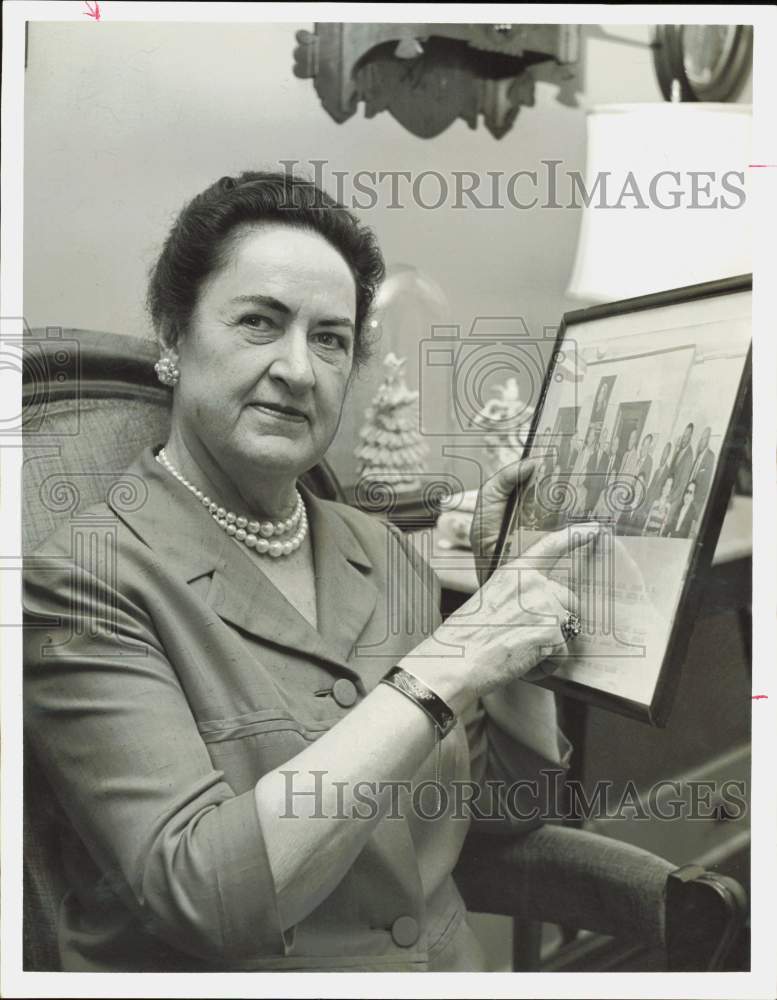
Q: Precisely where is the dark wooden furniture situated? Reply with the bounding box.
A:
[293,23,580,140]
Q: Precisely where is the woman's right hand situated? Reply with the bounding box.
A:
[405,522,600,711]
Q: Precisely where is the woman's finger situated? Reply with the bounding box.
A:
[482,457,538,501]
[522,616,576,681]
[545,577,579,617]
[518,521,600,565]
[522,646,569,682]
[487,562,579,629]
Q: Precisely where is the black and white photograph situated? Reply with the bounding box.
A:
[1,4,775,998]
[500,278,751,716]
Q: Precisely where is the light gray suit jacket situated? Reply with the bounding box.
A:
[24,446,569,971]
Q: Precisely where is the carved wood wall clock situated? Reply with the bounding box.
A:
[293,23,581,139]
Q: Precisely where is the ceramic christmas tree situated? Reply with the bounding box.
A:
[355,353,428,492]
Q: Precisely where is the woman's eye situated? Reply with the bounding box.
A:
[240,315,274,332]
[313,331,346,350]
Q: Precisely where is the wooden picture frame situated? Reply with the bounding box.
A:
[492,275,752,725]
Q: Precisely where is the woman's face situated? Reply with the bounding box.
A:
[172,224,357,480]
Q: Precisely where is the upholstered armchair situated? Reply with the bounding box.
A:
[21,328,747,972]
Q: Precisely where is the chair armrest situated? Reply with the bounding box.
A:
[455,824,748,969]
[666,864,748,971]
[454,823,673,948]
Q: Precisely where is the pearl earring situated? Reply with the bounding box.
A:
[154,348,180,387]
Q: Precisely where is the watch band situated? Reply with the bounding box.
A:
[379,666,457,738]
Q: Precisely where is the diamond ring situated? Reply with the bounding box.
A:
[561,612,582,642]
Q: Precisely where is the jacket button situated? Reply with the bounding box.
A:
[332,678,358,708]
[391,915,419,948]
[332,677,357,708]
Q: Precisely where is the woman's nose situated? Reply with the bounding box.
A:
[268,329,316,393]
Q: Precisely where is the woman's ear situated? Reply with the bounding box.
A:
[156,319,179,355]
[153,324,181,386]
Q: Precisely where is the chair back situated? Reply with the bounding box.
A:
[21,327,344,968]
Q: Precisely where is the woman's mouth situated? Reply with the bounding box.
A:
[249,402,308,424]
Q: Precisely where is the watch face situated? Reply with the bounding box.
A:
[682,25,737,89]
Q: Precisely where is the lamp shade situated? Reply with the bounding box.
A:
[567,103,751,302]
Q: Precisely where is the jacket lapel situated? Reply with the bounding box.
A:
[304,483,378,665]
[108,448,378,675]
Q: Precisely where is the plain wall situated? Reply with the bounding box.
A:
[23,21,748,488]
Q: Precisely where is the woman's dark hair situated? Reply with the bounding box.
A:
[147,171,385,369]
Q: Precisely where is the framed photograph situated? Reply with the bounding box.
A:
[494,275,752,725]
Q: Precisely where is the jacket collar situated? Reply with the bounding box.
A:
[109,447,377,675]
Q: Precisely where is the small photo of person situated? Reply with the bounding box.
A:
[570,426,598,514]
[619,433,655,534]
[642,474,674,537]
[687,426,716,510]
[667,422,695,508]
[628,459,667,533]
[578,428,610,517]
[664,480,699,539]
[617,428,641,480]
[642,440,673,521]
[636,433,654,488]
[589,375,617,427]
[617,471,646,535]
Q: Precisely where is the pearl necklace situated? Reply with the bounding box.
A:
[155,448,308,557]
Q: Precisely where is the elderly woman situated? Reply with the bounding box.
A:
[24,172,602,972]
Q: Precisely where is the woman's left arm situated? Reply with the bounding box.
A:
[466,459,573,833]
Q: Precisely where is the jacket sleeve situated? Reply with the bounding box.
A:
[23,539,287,963]
[463,682,573,836]
[383,523,572,836]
